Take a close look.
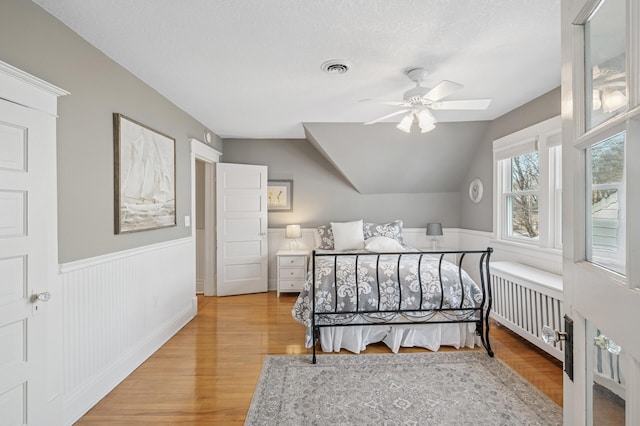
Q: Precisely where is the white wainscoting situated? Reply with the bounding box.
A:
[196,229,205,294]
[266,228,461,291]
[58,237,197,425]
[266,228,562,291]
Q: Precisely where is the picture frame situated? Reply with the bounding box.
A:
[267,180,293,212]
[113,113,176,233]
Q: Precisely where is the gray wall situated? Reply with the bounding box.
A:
[0,0,222,262]
[224,88,560,233]
[459,87,561,231]
[222,139,461,228]
[303,121,491,194]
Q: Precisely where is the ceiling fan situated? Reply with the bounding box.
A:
[361,68,492,133]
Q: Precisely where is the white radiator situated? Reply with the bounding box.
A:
[489,261,564,360]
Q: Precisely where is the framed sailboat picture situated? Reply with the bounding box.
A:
[113,113,176,233]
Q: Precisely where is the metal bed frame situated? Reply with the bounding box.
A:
[310,248,494,364]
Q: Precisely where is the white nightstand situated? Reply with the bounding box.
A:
[276,249,308,296]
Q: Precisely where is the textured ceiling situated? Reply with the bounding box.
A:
[33,0,560,139]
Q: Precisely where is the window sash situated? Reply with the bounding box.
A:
[494,117,562,249]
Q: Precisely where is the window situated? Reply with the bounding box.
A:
[586,131,626,275]
[506,151,540,239]
[494,116,562,249]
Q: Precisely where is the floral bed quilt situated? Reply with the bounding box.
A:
[291,250,484,327]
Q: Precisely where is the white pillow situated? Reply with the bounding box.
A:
[331,220,365,251]
[364,236,405,252]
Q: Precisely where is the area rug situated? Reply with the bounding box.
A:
[245,352,561,425]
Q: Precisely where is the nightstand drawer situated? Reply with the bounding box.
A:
[279,256,306,267]
[280,279,304,291]
[280,267,305,279]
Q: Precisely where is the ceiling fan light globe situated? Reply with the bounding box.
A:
[397,114,413,133]
[416,109,435,127]
[419,122,436,133]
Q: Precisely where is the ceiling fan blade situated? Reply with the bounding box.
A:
[363,109,411,125]
[423,80,463,101]
[359,99,407,106]
[430,99,492,110]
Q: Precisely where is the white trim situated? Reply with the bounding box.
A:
[0,59,68,117]
[493,115,561,159]
[190,137,221,159]
[0,59,69,96]
[59,237,192,273]
[493,115,562,249]
[191,138,220,296]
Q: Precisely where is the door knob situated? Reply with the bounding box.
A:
[31,291,51,303]
[541,325,568,343]
[594,334,621,355]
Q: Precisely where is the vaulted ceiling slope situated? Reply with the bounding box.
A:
[32,0,560,139]
[303,122,490,194]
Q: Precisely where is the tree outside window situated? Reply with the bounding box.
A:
[506,152,540,239]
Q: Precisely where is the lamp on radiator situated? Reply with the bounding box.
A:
[426,223,443,250]
[285,224,301,249]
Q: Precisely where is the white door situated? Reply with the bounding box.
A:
[562,0,640,424]
[216,163,268,296]
[0,97,60,422]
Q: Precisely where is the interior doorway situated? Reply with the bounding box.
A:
[195,159,206,294]
[191,139,221,297]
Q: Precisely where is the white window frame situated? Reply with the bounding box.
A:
[493,115,562,249]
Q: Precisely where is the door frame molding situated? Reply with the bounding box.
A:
[190,139,221,296]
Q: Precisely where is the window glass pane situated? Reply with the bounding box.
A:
[507,194,539,239]
[587,133,625,274]
[510,152,539,191]
[585,0,627,129]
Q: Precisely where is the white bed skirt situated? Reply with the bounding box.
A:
[306,322,481,354]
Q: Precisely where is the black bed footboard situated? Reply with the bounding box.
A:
[310,248,494,364]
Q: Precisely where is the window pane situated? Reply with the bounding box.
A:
[510,152,539,191]
[585,0,627,129]
[587,133,625,275]
[507,194,539,238]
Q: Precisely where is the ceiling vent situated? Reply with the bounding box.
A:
[321,60,350,75]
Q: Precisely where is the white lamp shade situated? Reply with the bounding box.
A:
[285,224,301,239]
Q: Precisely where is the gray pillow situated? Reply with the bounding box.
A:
[363,220,404,243]
[315,225,335,249]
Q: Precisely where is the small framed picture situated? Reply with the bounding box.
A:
[267,180,293,212]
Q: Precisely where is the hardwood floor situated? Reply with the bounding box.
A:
[76,292,563,425]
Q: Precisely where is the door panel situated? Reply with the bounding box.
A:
[0,99,54,425]
[562,0,640,423]
[216,163,268,296]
